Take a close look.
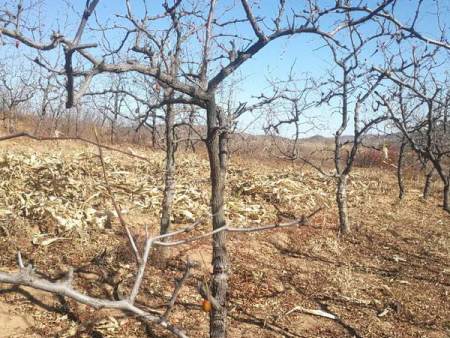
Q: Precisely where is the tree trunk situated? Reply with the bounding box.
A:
[7,107,16,133]
[206,96,228,338]
[423,168,434,199]
[187,109,197,153]
[397,140,406,199]
[337,175,350,234]
[1,113,6,130]
[156,102,176,266]
[151,110,157,148]
[444,181,449,213]
[429,159,450,213]
[110,120,115,144]
[74,109,80,137]
[111,112,118,144]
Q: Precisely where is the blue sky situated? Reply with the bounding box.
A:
[2,0,449,137]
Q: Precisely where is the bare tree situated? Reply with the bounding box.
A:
[0,61,34,132]
[153,3,185,264]
[31,69,64,135]
[268,27,388,234]
[88,75,129,143]
[375,43,450,212]
[263,75,319,164]
[378,81,450,212]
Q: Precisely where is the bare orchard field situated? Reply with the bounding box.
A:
[0,139,448,338]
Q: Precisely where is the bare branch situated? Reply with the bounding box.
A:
[94,129,141,265]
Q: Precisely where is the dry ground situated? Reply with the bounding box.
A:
[0,138,449,338]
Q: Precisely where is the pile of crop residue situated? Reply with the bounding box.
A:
[0,149,213,234]
[0,147,334,236]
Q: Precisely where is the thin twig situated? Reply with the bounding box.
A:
[94,128,141,265]
[162,259,195,320]
[154,207,323,247]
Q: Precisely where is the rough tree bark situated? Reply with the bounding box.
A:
[155,0,183,264]
[151,109,157,148]
[336,175,350,234]
[157,98,176,265]
[206,95,228,338]
[443,180,449,212]
[334,65,350,235]
[423,167,434,199]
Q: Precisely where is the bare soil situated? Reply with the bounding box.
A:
[0,138,449,338]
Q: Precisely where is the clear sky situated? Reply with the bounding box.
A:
[2,0,449,137]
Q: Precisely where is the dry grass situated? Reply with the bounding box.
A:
[0,138,449,338]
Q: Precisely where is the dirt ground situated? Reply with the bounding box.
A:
[0,138,449,338]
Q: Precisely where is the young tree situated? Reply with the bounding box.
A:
[263,76,318,163]
[373,36,449,211]
[32,69,64,135]
[0,61,34,132]
[265,28,388,234]
[377,74,450,212]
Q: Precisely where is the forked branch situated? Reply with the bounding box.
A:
[0,254,189,337]
[0,208,321,336]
